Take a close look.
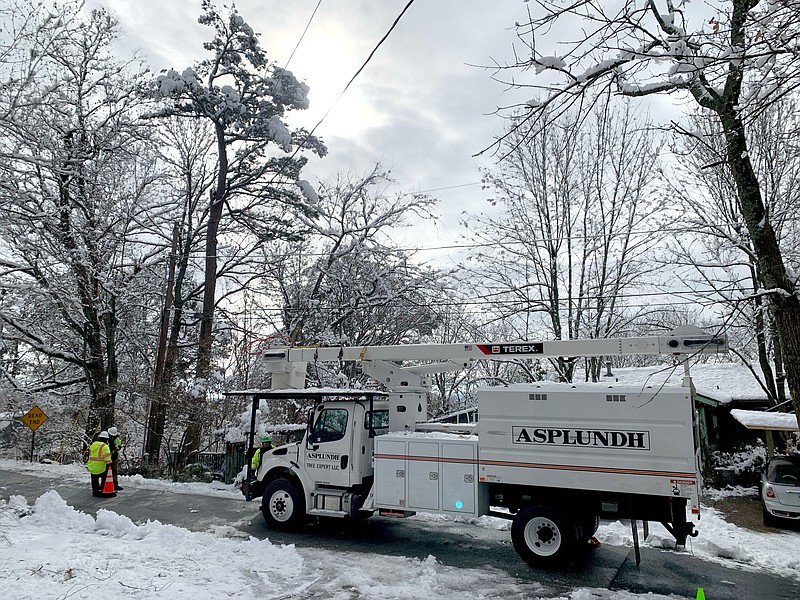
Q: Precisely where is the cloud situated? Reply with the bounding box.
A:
[92,0,530,245]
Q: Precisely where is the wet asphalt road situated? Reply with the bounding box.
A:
[2,468,799,599]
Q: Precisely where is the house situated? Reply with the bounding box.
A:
[432,406,478,425]
[599,362,784,456]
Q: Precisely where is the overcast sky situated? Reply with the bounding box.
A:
[86,0,537,254]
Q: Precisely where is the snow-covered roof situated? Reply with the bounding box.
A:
[599,363,777,404]
[730,409,800,432]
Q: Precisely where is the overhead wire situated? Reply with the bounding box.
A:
[227,286,741,318]
[282,0,323,70]
[263,5,753,261]
[224,3,752,320]
[266,0,419,184]
[302,0,418,139]
[233,296,729,319]
[233,223,759,255]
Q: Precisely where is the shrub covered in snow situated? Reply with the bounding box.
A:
[705,443,767,488]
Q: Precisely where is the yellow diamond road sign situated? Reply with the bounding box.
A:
[21,405,48,432]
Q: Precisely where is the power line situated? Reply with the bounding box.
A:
[283,0,323,70]
[235,296,727,319]
[243,224,759,255]
[234,287,739,318]
[272,0,419,181]
[309,0,418,133]
[410,181,482,194]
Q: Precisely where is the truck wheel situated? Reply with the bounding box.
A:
[511,505,579,567]
[262,479,306,531]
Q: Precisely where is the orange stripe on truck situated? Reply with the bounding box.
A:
[374,453,696,479]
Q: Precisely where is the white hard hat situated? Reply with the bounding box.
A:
[98,430,109,439]
[108,427,118,436]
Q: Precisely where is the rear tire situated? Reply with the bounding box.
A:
[511,505,579,567]
[262,479,306,531]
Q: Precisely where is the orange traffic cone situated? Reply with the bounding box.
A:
[101,471,117,497]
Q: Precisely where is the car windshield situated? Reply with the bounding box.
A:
[767,456,800,485]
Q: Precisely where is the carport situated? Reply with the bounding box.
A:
[730,409,800,457]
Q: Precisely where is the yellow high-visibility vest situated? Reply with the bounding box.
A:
[251,448,262,470]
[86,441,111,475]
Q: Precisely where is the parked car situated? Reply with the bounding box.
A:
[761,454,800,527]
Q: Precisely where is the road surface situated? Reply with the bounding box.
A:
[2,468,798,599]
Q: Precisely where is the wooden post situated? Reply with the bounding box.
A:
[766,430,775,459]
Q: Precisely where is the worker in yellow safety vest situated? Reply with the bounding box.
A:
[251,434,274,473]
[86,431,115,497]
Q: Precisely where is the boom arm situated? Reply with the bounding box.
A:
[261,324,725,372]
[259,325,726,431]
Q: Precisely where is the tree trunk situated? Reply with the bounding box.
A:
[770,311,787,406]
[145,226,179,465]
[85,355,115,434]
[179,194,222,466]
[721,110,800,429]
[750,268,777,402]
[180,122,229,467]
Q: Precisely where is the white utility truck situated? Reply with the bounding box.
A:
[234,326,726,567]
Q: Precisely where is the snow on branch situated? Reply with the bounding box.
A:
[0,312,83,365]
[493,0,800,149]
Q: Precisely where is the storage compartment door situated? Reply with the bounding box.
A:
[442,442,477,515]
[407,441,440,510]
[374,439,407,509]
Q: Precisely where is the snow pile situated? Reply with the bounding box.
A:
[0,458,88,481]
[121,473,242,498]
[0,458,242,499]
[411,510,511,531]
[0,490,669,600]
[2,459,798,598]
[703,486,759,500]
[0,491,305,599]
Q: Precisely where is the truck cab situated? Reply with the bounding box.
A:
[251,389,389,529]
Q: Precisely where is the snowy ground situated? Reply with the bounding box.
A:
[1,459,799,599]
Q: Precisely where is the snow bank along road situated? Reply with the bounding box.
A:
[1,461,799,599]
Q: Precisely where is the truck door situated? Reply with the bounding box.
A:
[304,403,360,488]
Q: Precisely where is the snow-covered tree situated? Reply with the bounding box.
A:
[467,96,663,381]
[501,0,800,425]
[0,2,161,437]
[140,118,214,466]
[248,166,446,387]
[662,96,800,405]
[149,1,326,462]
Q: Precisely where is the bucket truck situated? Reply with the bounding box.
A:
[230,325,726,567]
